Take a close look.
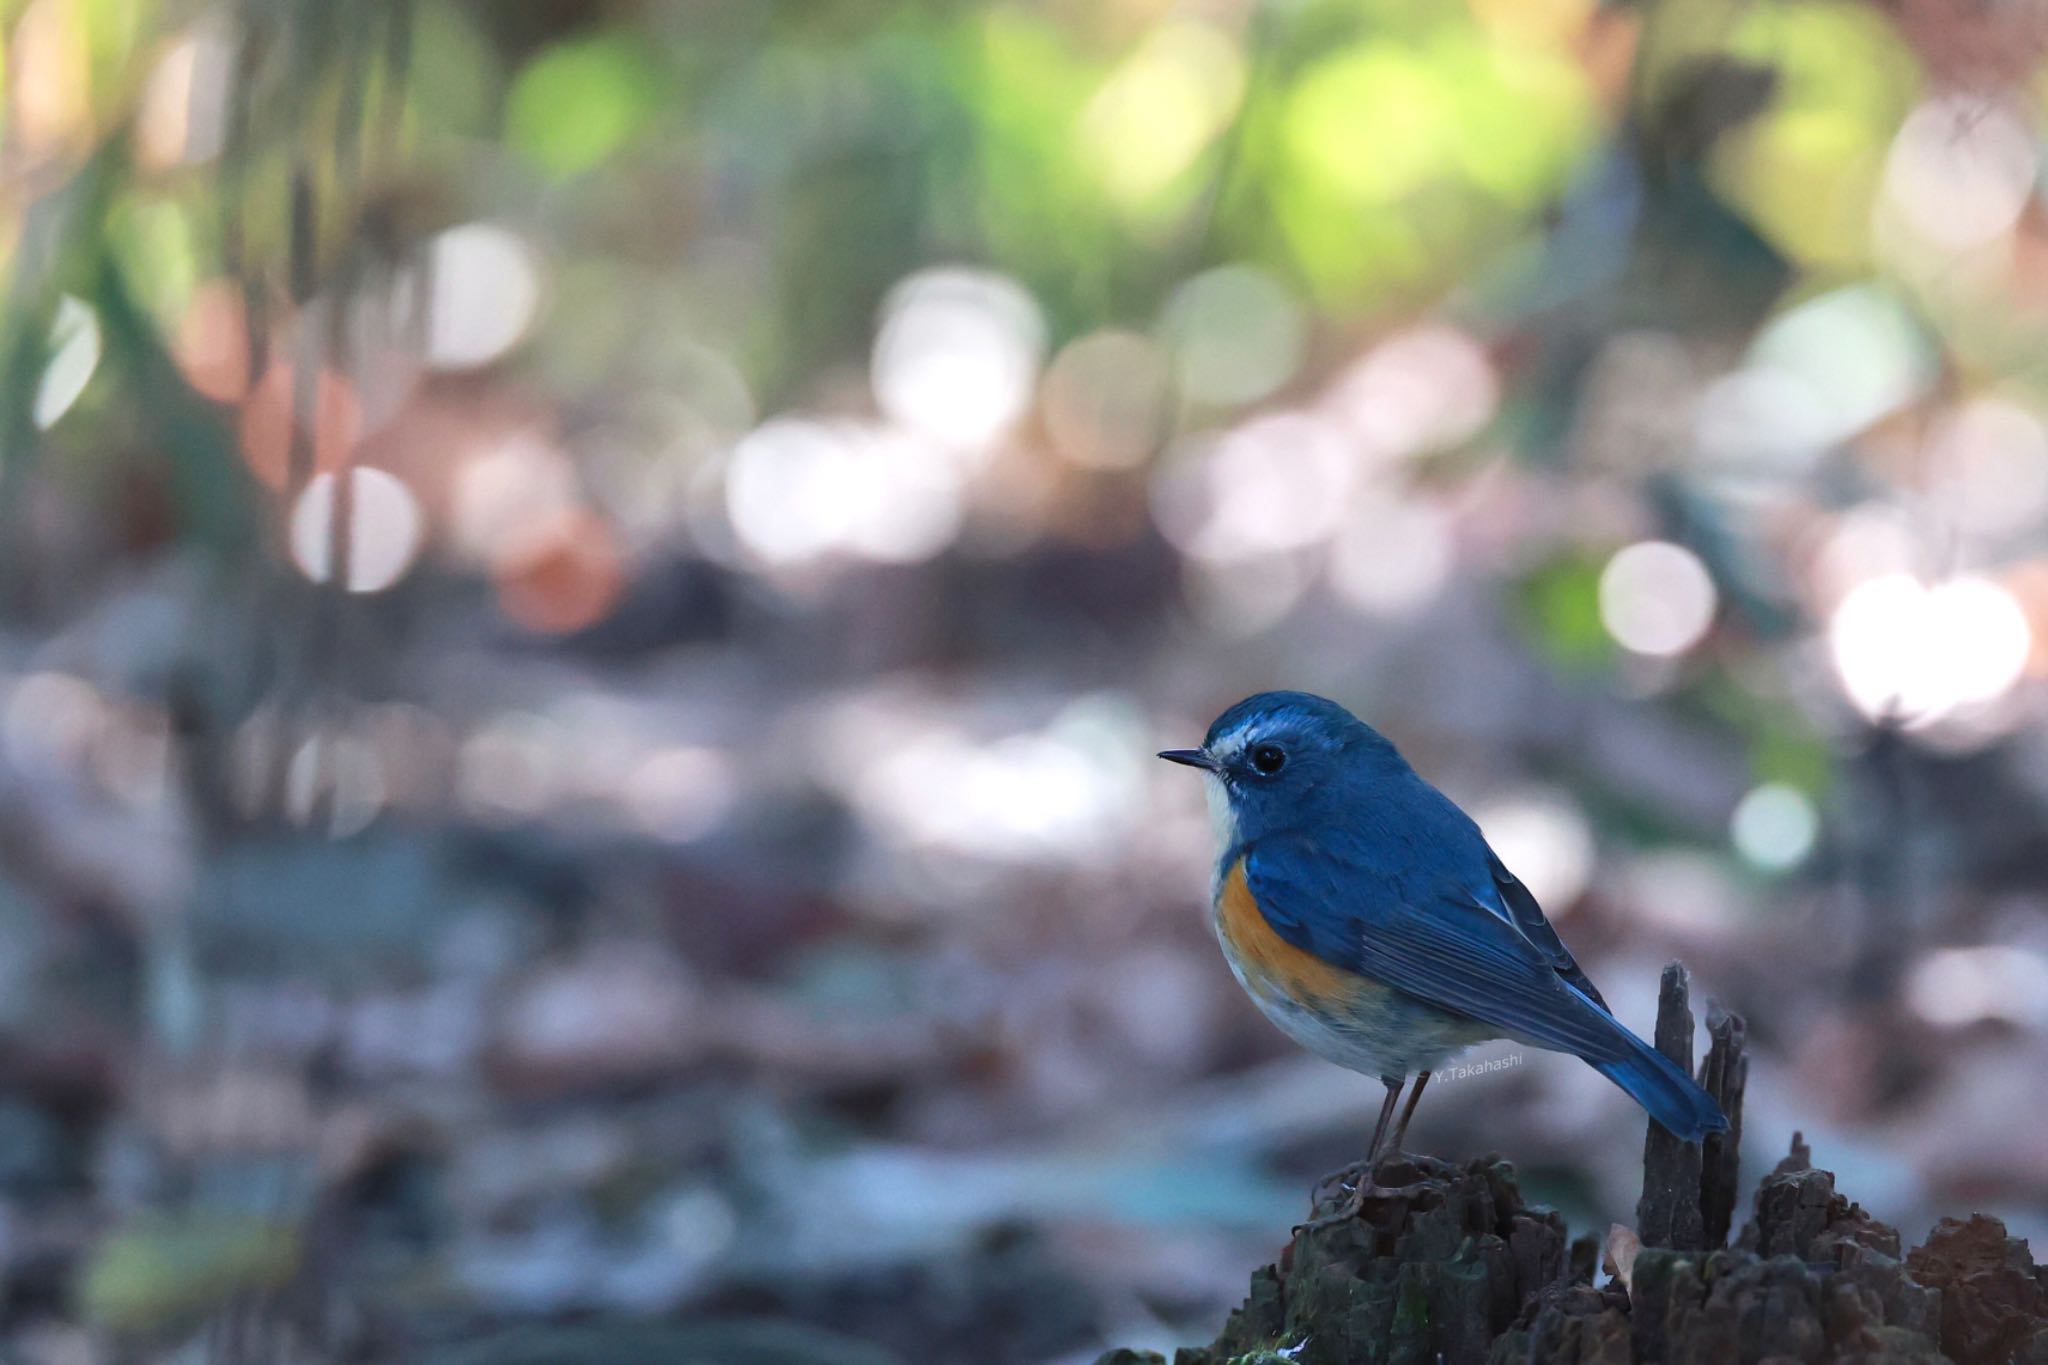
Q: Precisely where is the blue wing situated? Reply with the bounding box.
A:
[1244,829,1626,1060]
[1486,848,1607,1010]
[1242,818,1726,1138]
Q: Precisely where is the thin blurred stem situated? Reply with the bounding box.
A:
[373,0,415,175]
[1848,723,1927,1005]
[333,17,371,198]
[1156,0,1276,448]
[285,168,319,499]
[299,3,399,832]
[221,3,270,387]
[0,199,61,614]
[1167,0,1274,286]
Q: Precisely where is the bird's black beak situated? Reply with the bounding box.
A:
[1157,748,1220,772]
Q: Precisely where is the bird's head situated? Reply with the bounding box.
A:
[1158,690,1400,853]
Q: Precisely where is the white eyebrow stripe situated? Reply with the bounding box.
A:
[1208,725,1255,765]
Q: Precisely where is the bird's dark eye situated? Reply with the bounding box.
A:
[1250,744,1286,776]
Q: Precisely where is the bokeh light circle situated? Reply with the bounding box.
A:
[289,467,425,592]
[1159,265,1305,408]
[425,223,544,371]
[1730,782,1818,872]
[1828,574,2032,725]
[1598,541,1717,657]
[872,268,1044,449]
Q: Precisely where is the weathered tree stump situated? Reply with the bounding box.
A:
[1636,962,1709,1252]
[1095,963,2048,1365]
[1697,1001,1746,1249]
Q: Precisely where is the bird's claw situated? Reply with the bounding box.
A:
[1297,1148,1433,1233]
[1295,1179,1374,1234]
[1308,1149,1411,1206]
[1308,1161,1372,1207]
[1299,1154,1402,1231]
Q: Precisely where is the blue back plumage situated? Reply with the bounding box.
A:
[1191,691,1726,1141]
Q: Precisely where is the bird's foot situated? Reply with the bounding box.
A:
[1307,1147,1419,1205]
[1295,1176,1375,1233]
[1307,1158,1375,1209]
[1298,1154,1396,1231]
[1297,1150,1434,1233]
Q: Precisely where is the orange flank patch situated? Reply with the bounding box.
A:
[1216,858,1358,1007]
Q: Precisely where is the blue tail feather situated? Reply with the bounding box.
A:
[1591,1028,1728,1142]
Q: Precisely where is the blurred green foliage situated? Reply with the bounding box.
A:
[80,1212,301,1333]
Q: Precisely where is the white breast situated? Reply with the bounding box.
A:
[1202,775,1236,893]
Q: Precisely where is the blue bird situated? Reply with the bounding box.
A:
[1159,691,1725,1214]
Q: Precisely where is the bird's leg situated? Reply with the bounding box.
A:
[1386,1070,1431,1155]
[1303,1076,1404,1226]
[1365,1074,1403,1162]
